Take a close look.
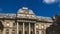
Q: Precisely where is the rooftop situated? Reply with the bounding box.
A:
[0,7,53,22]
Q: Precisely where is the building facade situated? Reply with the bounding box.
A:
[0,7,53,34]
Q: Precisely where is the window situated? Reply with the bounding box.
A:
[31,15,34,17]
[42,31,44,34]
[27,15,29,17]
[20,14,23,17]
[36,31,39,34]
[41,24,44,29]
[12,30,15,34]
[41,25,44,29]
[25,31,27,34]
[36,24,39,28]
[19,31,21,34]
[13,23,16,26]
[6,29,9,34]
[18,14,24,17]
[6,23,9,27]
[31,31,33,34]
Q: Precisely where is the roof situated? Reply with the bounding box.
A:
[17,7,35,15]
[37,16,53,22]
[0,13,16,18]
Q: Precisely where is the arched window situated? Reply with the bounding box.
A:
[36,31,39,34]
[42,31,44,34]
[41,24,44,29]
[19,31,21,34]
[30,31,33,34]
[36,24,39,29]
[12,30,15,34]
[6,22,9,27]
[25,31,27,34]
[6,29,9,34]
[13,23,16,26]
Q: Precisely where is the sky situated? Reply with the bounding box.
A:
[0,0,60,17]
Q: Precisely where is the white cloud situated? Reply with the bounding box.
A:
[43,0,60,7]
[43,0,56,4]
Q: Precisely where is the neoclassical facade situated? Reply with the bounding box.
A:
[0,7,53,34]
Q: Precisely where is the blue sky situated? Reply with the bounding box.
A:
[0,0,60,17]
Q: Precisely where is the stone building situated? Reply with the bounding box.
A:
[0,7,53,34]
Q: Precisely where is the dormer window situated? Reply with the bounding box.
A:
[20,10,24,13]
[27,15,29,17]
[32,15,34,17]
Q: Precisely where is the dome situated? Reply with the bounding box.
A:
[29,9,35,15]
[17,7,28,14]
[17,7,36,19]
[17,7,35,15]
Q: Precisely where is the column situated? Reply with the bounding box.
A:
[17,22,18,34]
[0,30,1,34]
[34,23,36,34]
[29,23,30,34]
[23,23,25,34]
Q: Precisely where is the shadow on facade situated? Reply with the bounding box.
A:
[46,14,60,34]
[0,21,4,32]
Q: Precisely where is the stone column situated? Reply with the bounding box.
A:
[23,23,25,34]
[34,23,36,34]
[29,23,30,34]
[0,30,1,34]
[17,22,18,34]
